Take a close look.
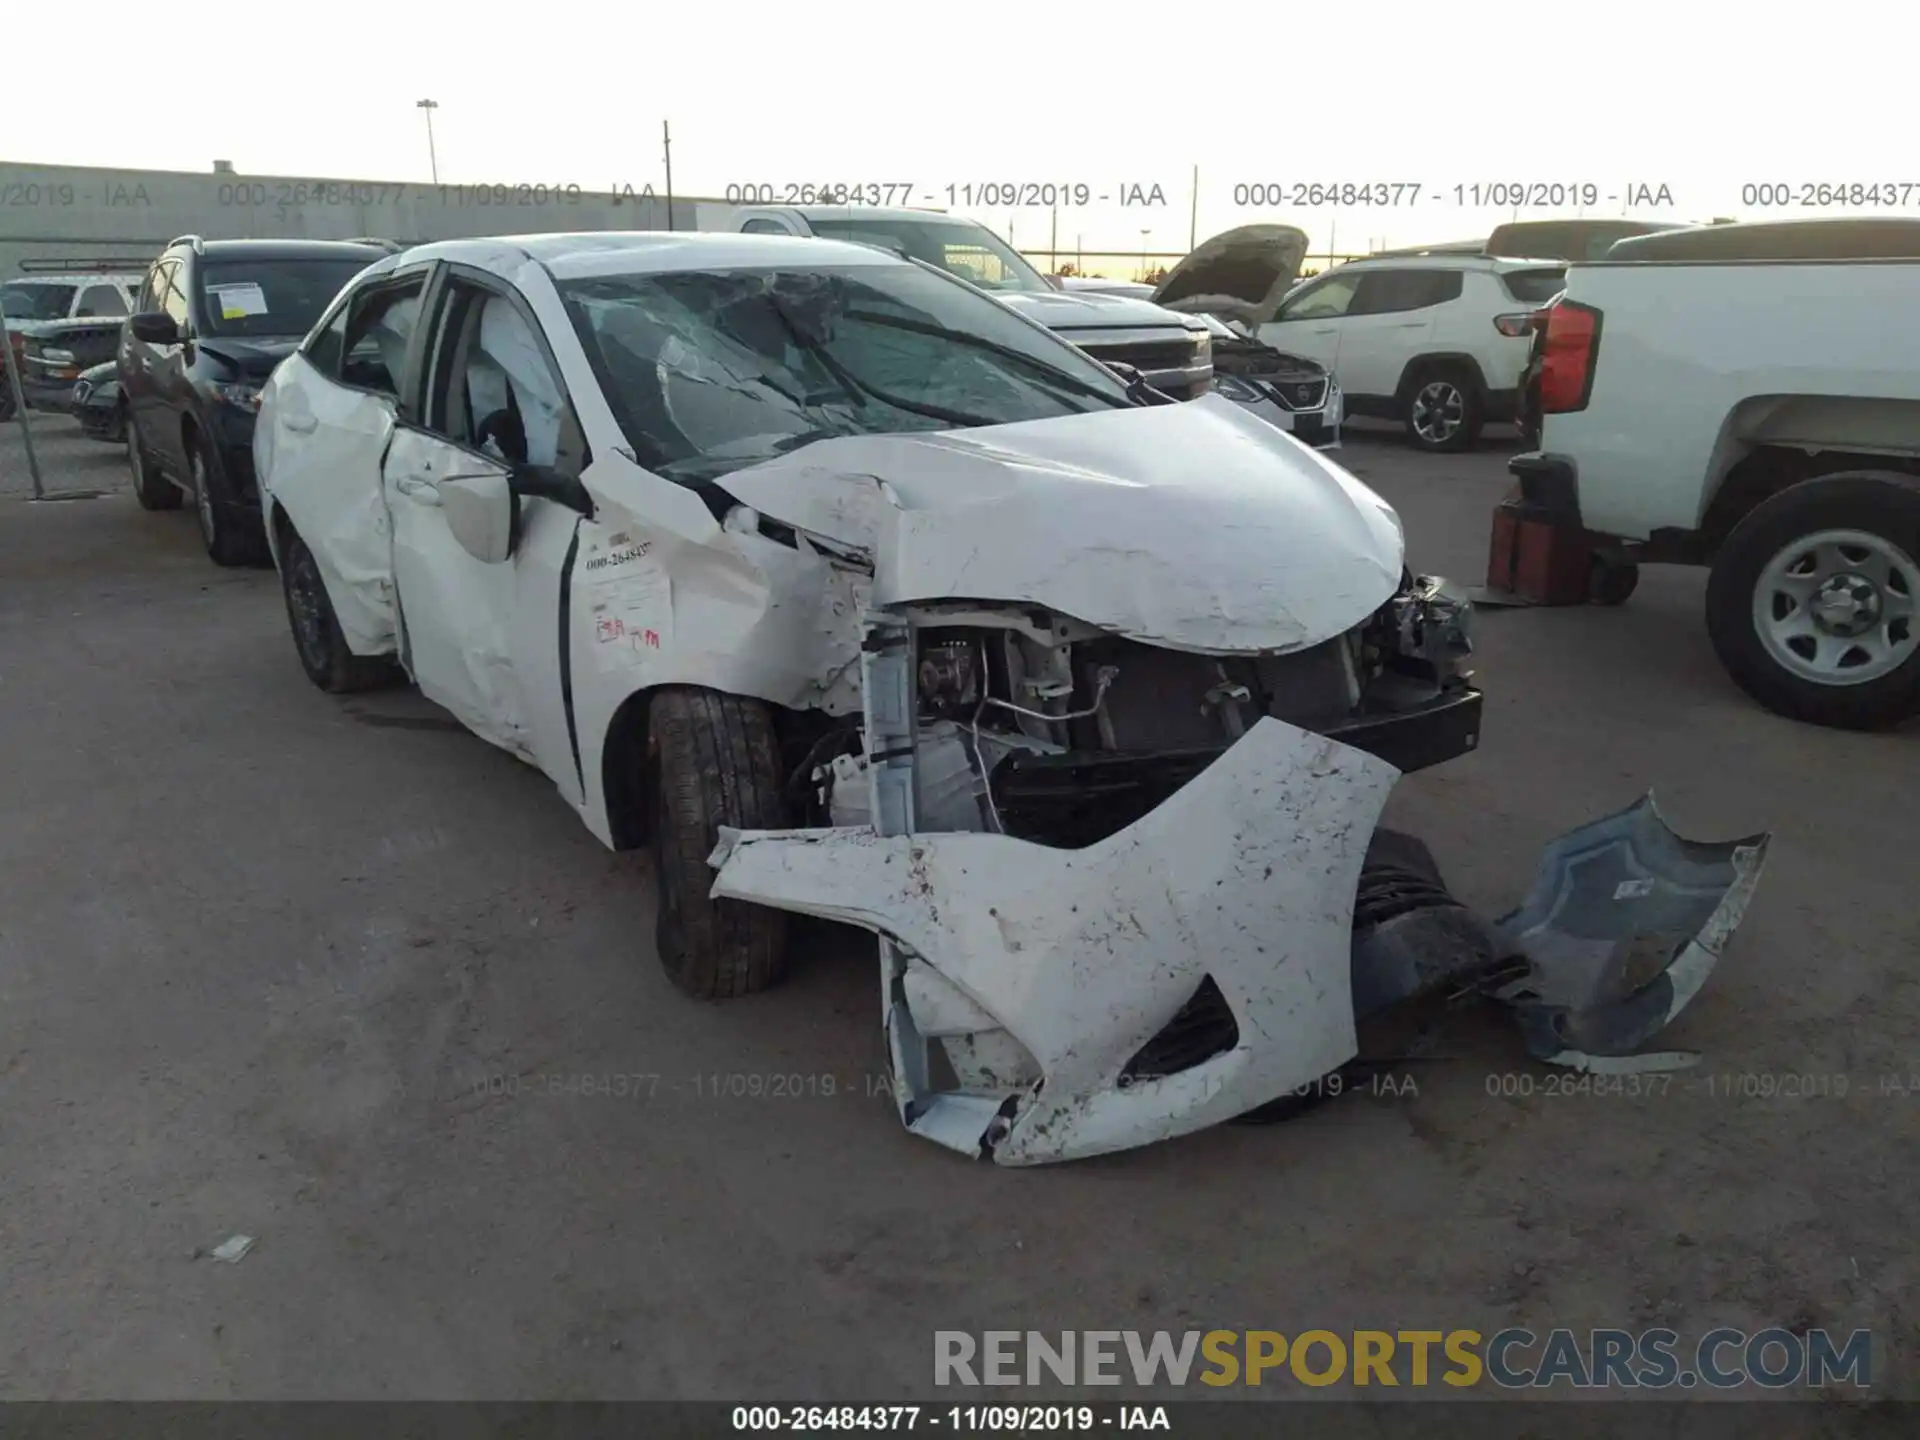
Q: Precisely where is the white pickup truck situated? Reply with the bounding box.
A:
[1516,217,1920,731]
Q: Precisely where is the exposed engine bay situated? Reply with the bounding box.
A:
[803,573,1477,844]
[710,569,1772,1165]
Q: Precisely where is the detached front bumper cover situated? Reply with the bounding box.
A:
[711,716,1400,1166]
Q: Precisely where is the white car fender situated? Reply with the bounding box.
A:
[562,477,868,848]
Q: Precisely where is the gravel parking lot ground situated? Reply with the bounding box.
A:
[2,414,1914,1406]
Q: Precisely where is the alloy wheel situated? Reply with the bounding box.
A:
[1752,528,1919,686]
[1411,381,1464,445]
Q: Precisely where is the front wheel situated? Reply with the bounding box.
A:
[648,687,792,1000]
[1705,472,1920,730]
[1403,368,1484,453]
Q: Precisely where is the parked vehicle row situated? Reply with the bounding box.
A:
[0,265,142,421]
[118,236,397,564]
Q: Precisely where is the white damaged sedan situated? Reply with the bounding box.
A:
[256,232,1770,1165]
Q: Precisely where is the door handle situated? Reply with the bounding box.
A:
[1311,326,1336,334]
[395,476,441,505]
[284,415,316,434]
[1395,321,1426,329]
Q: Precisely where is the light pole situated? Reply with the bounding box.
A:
[1138,229,1150,281]
[416,99,440,183]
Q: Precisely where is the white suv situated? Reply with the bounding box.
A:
[1257,252,1566,452]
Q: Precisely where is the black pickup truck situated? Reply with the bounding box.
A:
[18,317,128,414]
[1,265,143,420]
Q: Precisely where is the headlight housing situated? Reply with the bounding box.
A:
[214,382,263,413]
[1190,330,1211,368]
[42,347,76,364]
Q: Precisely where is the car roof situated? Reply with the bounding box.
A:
[378,230,910,279]
[1604,216,1920,262]
[772,205,972,225]
[1339,252,1566,272]
[182,239,394,261]
[3,274,134,285]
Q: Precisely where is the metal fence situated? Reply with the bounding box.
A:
[1021,248,1367,283]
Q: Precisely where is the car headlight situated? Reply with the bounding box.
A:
[1191,331,1211,368]
[214,382,263,413]
[42,347,76,364]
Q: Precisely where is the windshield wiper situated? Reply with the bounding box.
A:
[767,294,1002,428]
[843,308,1132,410]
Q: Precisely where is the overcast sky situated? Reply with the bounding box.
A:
[12,0,1912,267]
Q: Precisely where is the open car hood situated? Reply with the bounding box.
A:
[1151,225,1310,328]
[712,394,1405,655]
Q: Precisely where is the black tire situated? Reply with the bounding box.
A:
[280,524,403,694]
[649,687,792,999]
[189,435,270,567]
[1587,556,1640,606]
[1403,365,1484,453]
[1705,471,1920,731]
[128,415,181,511]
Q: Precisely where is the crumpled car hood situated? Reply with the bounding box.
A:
[198,335,302,381]
[1152,224,1310,328]
[714,394,1405,654]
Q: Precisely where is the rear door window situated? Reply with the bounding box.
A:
[1351,269,1464,315]
[338,276,428,398]
[1501,268,1569,303]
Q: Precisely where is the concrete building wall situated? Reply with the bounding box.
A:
[1,161,736,279]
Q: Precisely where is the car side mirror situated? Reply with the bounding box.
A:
[441,470,518,564]
[510,462,594,517]
[128,312,179,344]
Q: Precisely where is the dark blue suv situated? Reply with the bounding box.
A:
[118,237,395,565]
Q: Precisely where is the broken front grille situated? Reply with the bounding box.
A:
[990,746,1225,848]
[1121,977,1240,1084]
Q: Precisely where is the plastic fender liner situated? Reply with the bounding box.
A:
[1482,793,1772,1072]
